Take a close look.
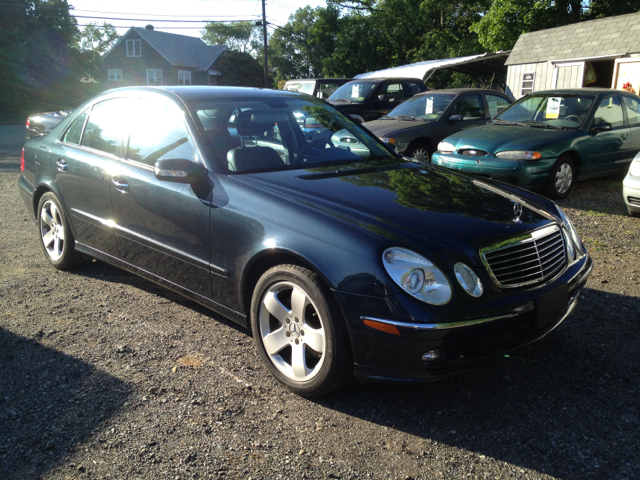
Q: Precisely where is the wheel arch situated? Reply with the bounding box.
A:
[560,150,581,176]
[240,248,337,330]
[406,137,435,154]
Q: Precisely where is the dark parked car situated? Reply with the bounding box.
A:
[19,86,592,397]
[432,88,640,199]
[25,110,71,141]
[364,89,513,163]
[283,78,352,99]
[328,77,427,121]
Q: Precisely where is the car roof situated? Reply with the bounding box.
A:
[285,78,351,82]
[344,77,424,83]
[527,88,628,96]
[417,88,507,95]
[98,85,314,102]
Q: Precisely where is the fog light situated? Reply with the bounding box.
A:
[422,349,440,363]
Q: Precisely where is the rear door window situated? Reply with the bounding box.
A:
[623,96,640,126]
[451,95,485,120]
[81,98,132,156]
[593,96,624,128]
[62,110,88,145]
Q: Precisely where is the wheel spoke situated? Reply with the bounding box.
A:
[41,210,54,228]
[262,327,289,355]
[291,342,308,379]
[262,291,290,322]
[57,226,65,241]
[303,327,324,354]
[42,230,56,248]
[53,236,61,255]
[290,286,308,320]
[50,202,59,223]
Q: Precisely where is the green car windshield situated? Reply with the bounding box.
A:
[386,93,455,120]
[495,94,595,128]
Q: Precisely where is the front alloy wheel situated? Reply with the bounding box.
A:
[251,264,352,397]
[406,141,432,163]
[545,156,575,199]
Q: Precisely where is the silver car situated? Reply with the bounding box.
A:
[623,152,640,217]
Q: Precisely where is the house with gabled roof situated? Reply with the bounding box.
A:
[100,25,228,87]
[506,12,640,99]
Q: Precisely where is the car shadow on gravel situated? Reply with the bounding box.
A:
[0,328,132,479]
[318,287,640,480]
[74,260,249,334]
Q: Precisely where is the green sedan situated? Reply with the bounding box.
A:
[431,88,640,199]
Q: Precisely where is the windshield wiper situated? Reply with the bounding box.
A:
[392,115,427,122]
[490,118,531,127]
[519,121,565,130]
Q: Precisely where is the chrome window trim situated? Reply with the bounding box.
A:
[480,224,567,289]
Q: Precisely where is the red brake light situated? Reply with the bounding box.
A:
[26,118,30,128]
[21,147,25,172]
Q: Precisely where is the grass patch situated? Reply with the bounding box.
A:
[583,237,609,251]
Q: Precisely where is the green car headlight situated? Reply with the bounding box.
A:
[495,151,542,160]
[382,247,452,305]
[437,142,455,153]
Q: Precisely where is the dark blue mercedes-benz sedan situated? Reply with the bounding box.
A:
[19,86,592,396]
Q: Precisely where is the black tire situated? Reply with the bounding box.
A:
[37,192,82,270]
[544,155,576,199]
[405,140,432,164]
[628,208,640,218]
[250,264,352,397]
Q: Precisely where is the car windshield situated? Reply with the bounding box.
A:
[328,81,379,103]
[284,82,315,95]
[385,93,456,120]
[190,96,395,173]
[495,93,595,128]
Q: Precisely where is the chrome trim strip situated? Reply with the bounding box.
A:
[361,311,522,331]
[70,208,229,276]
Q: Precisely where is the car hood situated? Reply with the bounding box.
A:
[233,162,556,268]
[444,124,578,153]
[364,119,432,137]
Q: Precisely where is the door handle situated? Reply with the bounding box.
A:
[621,133,628,140]
[111,177,130,193]
[55,158,68,172]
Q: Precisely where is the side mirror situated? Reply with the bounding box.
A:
[349,114,365,124]
[591,122,612,132]
[447,114,463,122]
[377,94,388,102]
[155,158,207,184]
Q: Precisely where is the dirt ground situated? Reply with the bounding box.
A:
[1,140,639,480]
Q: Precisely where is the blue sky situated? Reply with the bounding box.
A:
[69,0,327,38]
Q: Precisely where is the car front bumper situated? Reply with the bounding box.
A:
[622,172,640,215]
[431,152,558,190]
[333,251,593,382]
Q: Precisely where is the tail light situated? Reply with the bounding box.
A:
[26,118,30,128]
[21,147,25,172]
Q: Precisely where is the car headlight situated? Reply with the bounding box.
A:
[379,137,396,144]
[437,142,455,153]
[382,247,452,305]
[629,156,640,177]
[495,151,542,160]
[556,207,583,258]
[454,263,483,298]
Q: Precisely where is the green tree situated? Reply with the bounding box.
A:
[216,50,265,87]
[76,23,120,81]
[202,21,262,54]
[0,0,80,119]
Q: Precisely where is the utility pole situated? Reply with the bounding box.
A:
[262,0,268,88]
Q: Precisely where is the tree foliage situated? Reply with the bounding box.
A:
[201,21,262,54]
[216,51,265,88]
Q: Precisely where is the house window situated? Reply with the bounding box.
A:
[178,70,191,85]
[521,72,535,96]
[147,69,163,86]
[108,69,122,81]
[126,39,141,57]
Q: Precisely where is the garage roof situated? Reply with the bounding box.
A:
[354,52,510,81]
[506,12,640,66]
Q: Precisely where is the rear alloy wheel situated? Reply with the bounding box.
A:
[545,155,575,199]
[405,141,432,164]
[38,192,81,270]
[250,264,352,397]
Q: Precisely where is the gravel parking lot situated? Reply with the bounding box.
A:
[1,128,639,480]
